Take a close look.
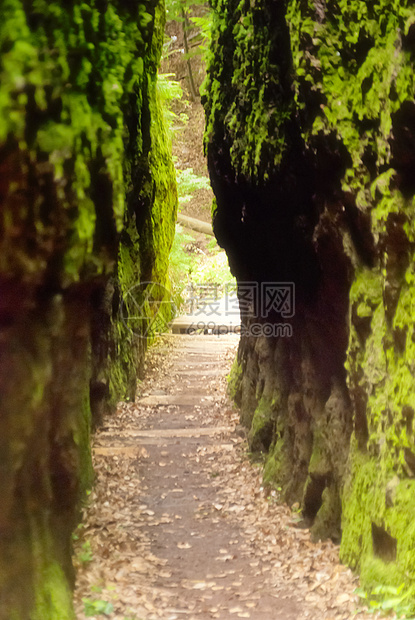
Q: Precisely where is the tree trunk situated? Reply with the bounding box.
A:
[181,8,198,101]
[204,0,415,600]
[0,1,177,617]
[177,213,214,236]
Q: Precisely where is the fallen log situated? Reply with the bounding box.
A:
[177,212,214,236]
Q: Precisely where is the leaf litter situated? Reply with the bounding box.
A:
[73,334,379,620]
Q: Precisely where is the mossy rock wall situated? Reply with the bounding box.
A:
[205,0,415,601]
[0,1,177,618]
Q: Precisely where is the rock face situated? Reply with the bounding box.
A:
[205,0,415,599]
[0,1,176,618]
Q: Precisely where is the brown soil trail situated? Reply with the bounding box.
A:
[74,335,375,620]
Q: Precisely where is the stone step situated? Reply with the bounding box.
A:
[170,313,240,335]
[99,426,233,438]
[137,394,218,407]
[172,369,222,377]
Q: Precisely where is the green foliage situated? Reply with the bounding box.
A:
[165,0,208,23]
[192,249,235,286]
[168,224,195,309]
[168,223,234,316]
[356,584,415,618]
[207,236,218,251]
[77,541,93,564]
[176,168,211,205]
[227,357,242,403]
[164,0,212,99]
[157,72,183,102]
[164,0,211,58]
[189,13,212,55]
[204,0,294,180]
[83,598,114,617]
[157,72,188,135]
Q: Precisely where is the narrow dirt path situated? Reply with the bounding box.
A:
[74,335,375,620]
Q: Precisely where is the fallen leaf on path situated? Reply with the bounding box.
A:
[336,593,352,604]
[191,581,215,590]
[73,335,375,620]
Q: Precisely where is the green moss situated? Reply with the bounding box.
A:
[248,395,276,452]
[307,430,328,476]
[227,356,242,403]
[29,514,75,620]
[350,268,383,311]
[263,438,291,493]
[341,441,415,610]
[108,0,177,404]
[341,245,415,597]
[73,366,94,494]
[32,562,74,620]
[286,0,415,199]
[205,0,415,601]
[0,0,177,617]
[341,447,381,567]
[148,66,178,298]
[204,0,294,181]
[310,485,342,542]
[347,261,415,469]
[0,0,158,280]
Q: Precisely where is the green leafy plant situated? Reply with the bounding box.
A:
[189,12,212,53]
[176,168,211,205]
[207,236,218,251]
[83,598,114,617]
[192,250,235,287]
[165,0,203,21]
[355,584,415,618]
[164,0,211,50]
[80,488,92,511]
[157,72,188,136]
[157,72,183,102]
[168,224,197,311]
[72,522,85,541]
[164,0,212,99]
[78,540,93,564]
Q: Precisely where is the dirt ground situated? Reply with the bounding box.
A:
[73,334,378,620]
